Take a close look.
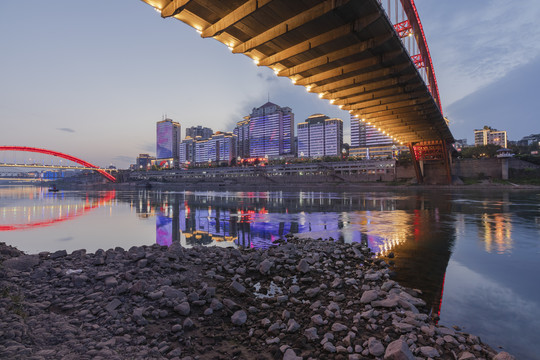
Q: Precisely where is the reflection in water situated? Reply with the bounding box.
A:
[0,187,116,231]
[3,186,539,358]
[122,189,456,317]
[480,213,513,254]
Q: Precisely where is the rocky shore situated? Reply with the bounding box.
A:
[0,238,515,360]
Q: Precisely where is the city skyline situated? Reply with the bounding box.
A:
[1,1,539,168]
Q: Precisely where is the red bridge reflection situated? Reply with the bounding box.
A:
[0,190,116,231]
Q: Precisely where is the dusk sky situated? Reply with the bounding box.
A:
[1,0,539,168]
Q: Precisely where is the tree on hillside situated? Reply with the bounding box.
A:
[460,144,501,158]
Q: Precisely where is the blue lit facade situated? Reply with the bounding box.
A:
[248,102,294,158]
[156,118,181,167]
[297,114,343,158]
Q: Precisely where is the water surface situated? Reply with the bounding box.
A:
[1,185,539,358]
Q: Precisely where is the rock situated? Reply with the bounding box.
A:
[183,317,195,329]
[105,299,122,313]
[174,302,190,316]
[311,314,325,326]
[384,339,415,360]
[162,286,186,299]
[458,351,476,360]
[381,280,396,292]
[331,278,343,289]
[283,348,302,360]
[287,319,301,333]
[231,310,247,325]
[259,259,273,274]
[393,322,415,333]
[331,323,348,332]
[360,290,378,303]
[323,342,337,353]
[50,249,67,259]
[419,346,440,358]
[493,352,516,360]
[305,287,320,298]
[210,299,223,311]
[105,276,118,287]
[365,271,382,281]
[266,337,280,345]
[289,285,300,294]
[368,338,385,357]
[223,298,240,310]
[2,255,40,271]
[296,258,310,273]
[230,281,246,294]
[304,327,319,341]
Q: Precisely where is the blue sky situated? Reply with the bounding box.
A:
[1,0,538,168]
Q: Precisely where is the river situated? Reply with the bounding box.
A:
[1,185,539,358]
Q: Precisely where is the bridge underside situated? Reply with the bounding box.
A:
[141,0,453,144]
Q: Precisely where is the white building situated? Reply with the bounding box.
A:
[297,114,343,158]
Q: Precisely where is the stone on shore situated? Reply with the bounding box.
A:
[0,239,508,360]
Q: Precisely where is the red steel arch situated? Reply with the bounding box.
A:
[399,0,442,111]
[0,146,116,182]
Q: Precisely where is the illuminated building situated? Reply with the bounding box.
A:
[156,118,181,168]
[179,137,197,165]
[248,102,294,158]
[234,117,250,159]
[136,153,155,170]
[350,115,393,148]
[297,114,343,158]
[186,126,213,140]
[474,126,507,148]
[181,132,237,165]
[207,132,237,164]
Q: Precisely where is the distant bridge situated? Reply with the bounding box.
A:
[138,0,453,182]
[0,146,116,182]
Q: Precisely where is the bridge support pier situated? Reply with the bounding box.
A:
[409,140,453,185]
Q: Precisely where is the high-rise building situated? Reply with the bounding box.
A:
[156,118,181,168]
[350,115,393,148]
[474,126,507,148]
[186,126,213,140]
[179,136,197,165]
[297,114,343,158]
[248,102,294,158]
[180,132,237,165]
[234,117,250,159]
[208,132,237,164]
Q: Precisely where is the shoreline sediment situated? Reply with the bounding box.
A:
[0,238,514,360]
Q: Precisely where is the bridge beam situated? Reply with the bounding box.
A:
[344,91,427,111]
[323,73,417,100]
[279,33,393,77]
[233,0,353,54]
[201,0,273,38]
[259,14,381,67]
[310,63,409,93]
[161,0,192,18]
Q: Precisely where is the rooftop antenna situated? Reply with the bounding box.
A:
[268,92,270,102]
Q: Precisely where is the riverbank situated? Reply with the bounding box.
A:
[0,238,515,360]
[105,180,540,192]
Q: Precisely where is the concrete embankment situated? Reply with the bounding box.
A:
[0,239,515,360]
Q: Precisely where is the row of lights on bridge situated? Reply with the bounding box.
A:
[152,4,408,146]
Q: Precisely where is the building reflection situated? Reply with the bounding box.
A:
[122,189,456,317]
[480,213,513,254]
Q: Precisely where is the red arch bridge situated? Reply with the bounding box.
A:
[139,0,453,183]
[0,146,117,182]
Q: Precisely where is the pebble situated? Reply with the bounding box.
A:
[0,239,507,360]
